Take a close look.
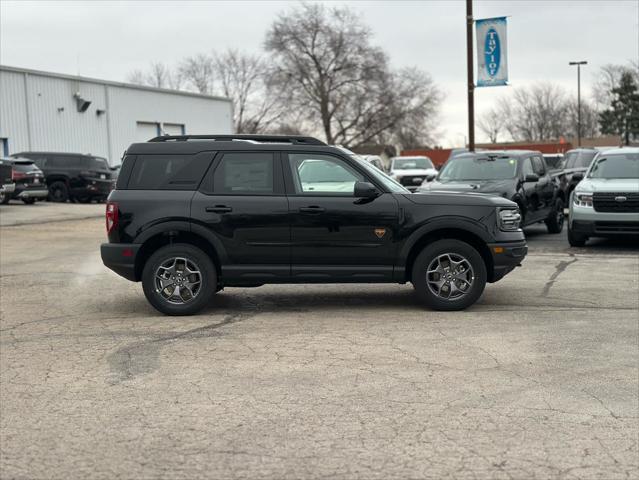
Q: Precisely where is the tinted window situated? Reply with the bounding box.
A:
[213,152,274,194]
[128,154,211,190]
[532,157,545,175]
[87,157,109,170]
[588,154,639,179]
[46,156,82,168]
[290,153,363,194]
[438,156,518,181]
[565,150,597,169]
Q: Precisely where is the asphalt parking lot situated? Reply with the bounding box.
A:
[1,204,637,479]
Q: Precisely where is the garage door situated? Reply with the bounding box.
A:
[136,122,160,142]
[162,123,185,136]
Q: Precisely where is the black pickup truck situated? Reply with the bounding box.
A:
[101,135,527,316]
[417,150,565,233]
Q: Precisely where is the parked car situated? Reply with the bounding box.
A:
[360,155,385,172]
[11,151,116,203]
[560,148,599,197]
[0,157,48,204]
[389,156,438,191]
[101,134,527,316]
[417,150,565,233]
[0,158,15,204]
[568,147,639,246]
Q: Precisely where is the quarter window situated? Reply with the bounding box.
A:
[289,153,364,194]
[212,152,274,194]
[128,154,211,190]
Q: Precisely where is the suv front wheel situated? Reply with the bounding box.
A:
[412,239,487,311]
[142,243,217,316]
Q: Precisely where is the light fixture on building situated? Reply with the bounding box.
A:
[96,109,106,116]
[73,92,91,113]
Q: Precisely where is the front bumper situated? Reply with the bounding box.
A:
[101,243,141,281]
[570,204,639,236]
[486,240,528,283]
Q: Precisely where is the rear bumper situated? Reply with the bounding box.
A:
[74,180,114,197]
[487,240,528,283]
[16,188,48,199]
[101,243,140,281]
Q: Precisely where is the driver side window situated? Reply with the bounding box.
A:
[289,153,364,195]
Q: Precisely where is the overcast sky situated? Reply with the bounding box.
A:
[1,0,638,146]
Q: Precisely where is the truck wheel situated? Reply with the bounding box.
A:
[412,239,487,311]
[48,181,69,202]
[545,198,565,234]
[0,190,9,204]
[142,243,217,316]
[568,224,587,247]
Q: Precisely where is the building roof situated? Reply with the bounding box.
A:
[0,64,232,103]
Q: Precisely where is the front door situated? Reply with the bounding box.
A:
[190,151,291,282]
[284,152,399,282]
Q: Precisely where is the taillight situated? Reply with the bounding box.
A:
[106,202,119,234]
[12,169,27,181]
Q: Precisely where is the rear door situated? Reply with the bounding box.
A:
[190,151,291,282]
[284,151,399,282]
[532,155,554,212]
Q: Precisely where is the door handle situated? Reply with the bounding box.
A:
[299,206,325,214]
[205,205,232,213]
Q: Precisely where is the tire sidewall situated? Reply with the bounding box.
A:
[412,239,487,311]
[142,243,217,316]
[49,181,69,202]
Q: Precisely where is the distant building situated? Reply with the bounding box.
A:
[0,65,233,163]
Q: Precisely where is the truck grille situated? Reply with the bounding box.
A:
[593,192,639,213]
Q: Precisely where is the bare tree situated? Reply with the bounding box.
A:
[265,3,440,148]
[477,107,504,143]
[214,49,286,133]
[179,54,215,94]
[564,96,599,139]
[593,62,639,110]
[127,62,182,90]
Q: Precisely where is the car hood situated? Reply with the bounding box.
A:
[420,179,513,195]
[407,190,516,208]
[392,168,438,177]
[576,178,639,193]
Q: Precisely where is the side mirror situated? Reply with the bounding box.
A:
[572,172,584,181]
[524,173,539,182]
[354,181,379,198]
[426,173,437,182]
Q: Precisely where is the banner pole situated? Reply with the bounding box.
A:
[466,0,475,152]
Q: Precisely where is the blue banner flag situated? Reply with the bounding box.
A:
[476,17,508,87]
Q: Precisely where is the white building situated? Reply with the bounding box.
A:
[0,65,233,163]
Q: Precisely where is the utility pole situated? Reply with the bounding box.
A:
[569,61,587,147]
[466,0,475,151]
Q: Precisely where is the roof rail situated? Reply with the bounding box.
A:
[148,134,326,146]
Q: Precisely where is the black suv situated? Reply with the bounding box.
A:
[11,152,115,203]
[101,135,527,316]
[417,150,565,233]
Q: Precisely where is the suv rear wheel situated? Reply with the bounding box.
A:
[142,243,217,316]
[545,198,565,234]
[412,239,487,311]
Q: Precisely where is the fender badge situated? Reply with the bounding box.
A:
[374,228,386,238]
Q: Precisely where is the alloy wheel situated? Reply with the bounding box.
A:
[154,257,202,305]
[426,253,475,300]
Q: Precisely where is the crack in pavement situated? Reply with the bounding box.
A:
[106,312,250,384]
[541,255,578,297]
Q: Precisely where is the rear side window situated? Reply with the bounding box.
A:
[212,152,275,194]
[127,154,212,190]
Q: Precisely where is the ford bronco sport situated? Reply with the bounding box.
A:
[101,135,527,316]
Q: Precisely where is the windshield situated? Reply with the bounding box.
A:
[88,157,109,170]
[438,156,518,181]
[392,157,434,170]
[353,156,409,193]
[588,153,639,179]
[564,150,597,169]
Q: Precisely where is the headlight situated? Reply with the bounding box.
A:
[573,192,593,207]
[497,207,521,231]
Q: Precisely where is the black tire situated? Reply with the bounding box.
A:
[568,224,587,247]
[545,198,565,234]
[0,190,10,204]
[48,181,69,202]
[22,198,36,205]
[411,239,487,311]
[142,243,217,316]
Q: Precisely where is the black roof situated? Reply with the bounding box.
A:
[127,134,336,155]
[12,151,104,158]
[453,149,541,159]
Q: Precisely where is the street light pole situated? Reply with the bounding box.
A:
[466,0,475,152]
[569,61,587,147]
